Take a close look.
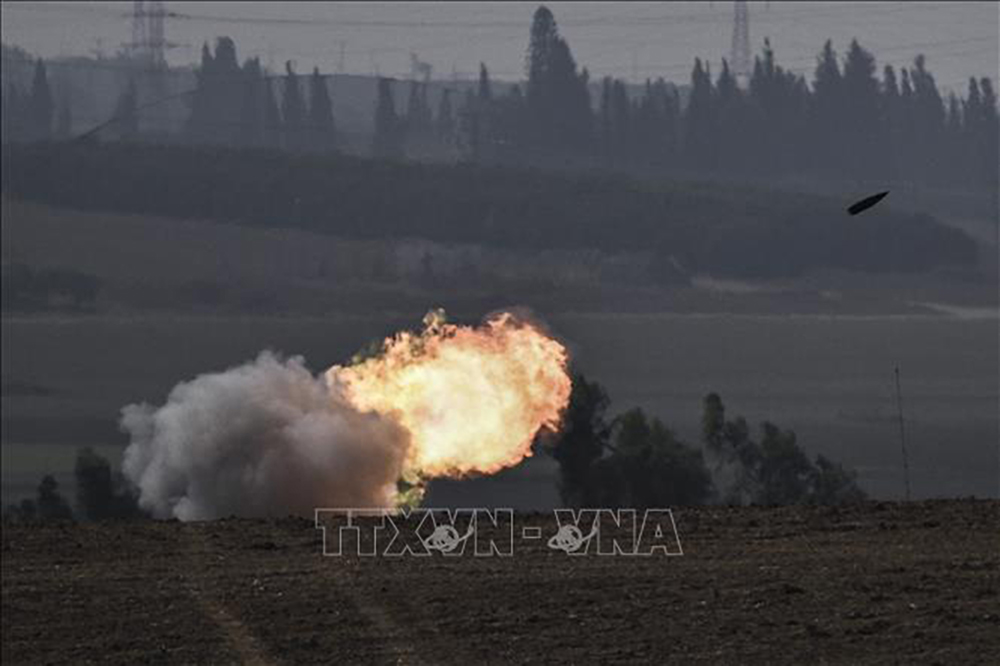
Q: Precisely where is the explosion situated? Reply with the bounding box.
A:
[331,309,570,478]
[121,309,571,520]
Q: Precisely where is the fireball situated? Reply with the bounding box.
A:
[328,309,572,482]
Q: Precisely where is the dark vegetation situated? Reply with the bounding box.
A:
[549,375,866,508]
[3,448,143,523]
[3,375,865,524]
[2,141,977,279]
[4,6,996,203]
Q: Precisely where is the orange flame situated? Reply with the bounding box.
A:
[327,309,571,481]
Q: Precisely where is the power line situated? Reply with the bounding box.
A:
[6,31,991,82]
[2,1,977,30]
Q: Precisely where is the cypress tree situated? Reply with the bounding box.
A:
[476,63,494,160]
[54,93,72,140]
[459,88,480,162]
[186,38,242,145]
[436,88,455,151]
[29,58,53,141]
[599,77,613,165]
[4,84,25,142]
[282,61,306,152]
[810,40,843,176]
[308,67,336,152]
[683,58,716,173]
[262,78,281,150]
[610,78,631,165]
[898,67,917,184]
[186,42,214,143]
[212,37,242,146]
[372,77,401,159]
[656,78,680,171]
[524,5,591,160]
[115,79,138,140]
[975,78,998,204]
[239,57,264,147]
[478,62,493,102]
[944,92,963,186]
[910,55,945,184]
[880,64,902,181]
[841,39,883,182]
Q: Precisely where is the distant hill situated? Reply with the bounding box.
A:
[3,141,977,279]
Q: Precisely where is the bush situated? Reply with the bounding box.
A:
[702,393,868,506]
[74,447,144,521]
[549,375,713,508]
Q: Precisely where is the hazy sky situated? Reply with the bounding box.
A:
[3,2,997,95]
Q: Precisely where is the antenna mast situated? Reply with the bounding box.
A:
[894,366,912,501]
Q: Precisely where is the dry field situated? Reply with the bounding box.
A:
[3,500,998,664]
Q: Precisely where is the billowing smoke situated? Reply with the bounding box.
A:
[120,310,571,521]
[121,352,409,520]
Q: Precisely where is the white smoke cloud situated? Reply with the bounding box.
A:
[120,351,410,520]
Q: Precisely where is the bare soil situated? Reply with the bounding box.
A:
[3,500,998,664]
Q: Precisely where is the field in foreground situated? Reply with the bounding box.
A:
[3,500,998,664]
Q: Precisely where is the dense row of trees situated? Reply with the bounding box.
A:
[1,38,338,151]
[184,37,336,152]
[549,376,866,508]
[456,7,997,195]
[3,6,996,196]
[2,58,67,142]
[4,141,977,278]
[2,381,865,525]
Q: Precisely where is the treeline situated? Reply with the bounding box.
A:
[2,58,73,142]
[453,7,998,195]
[3,141,976,278]
[5,6,995,196]
[548,376,867,508]
[3,448,144,524]
[184,38,336,152]
[2,386,865,525]
[1,38,337,152]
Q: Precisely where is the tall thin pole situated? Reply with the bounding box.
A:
[894,366,912,501]
[730,1,751,88]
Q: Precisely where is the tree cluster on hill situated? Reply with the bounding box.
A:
[549,375,866,508]
[183,37,336,152]
[3,449,143,524]
[455,7,997,196]
[4,475,73,523]
[4,7,994,199]
[4,141,977,279]
[701,393,867,506]
[3,58,55,143]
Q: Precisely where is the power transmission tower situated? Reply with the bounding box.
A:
[146,0,167,68]
[730,0,751,88]
[125,0,177,68]
[129,0,148,61]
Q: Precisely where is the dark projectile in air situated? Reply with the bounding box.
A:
[847,191,890,216]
